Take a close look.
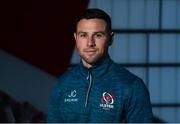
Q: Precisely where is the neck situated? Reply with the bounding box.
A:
[82,60,93,68]
[82,54,109,69]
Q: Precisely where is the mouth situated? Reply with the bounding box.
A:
[84,49,97,56]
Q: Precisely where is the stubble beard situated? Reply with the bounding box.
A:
[79,49,107,67]
[81,53,100,66]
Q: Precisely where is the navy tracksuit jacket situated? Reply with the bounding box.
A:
[47,55,154,123]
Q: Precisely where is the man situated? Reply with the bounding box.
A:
[47,8,154,123]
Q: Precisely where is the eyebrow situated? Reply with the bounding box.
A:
[77,32,86,35]
[77,31,106,35]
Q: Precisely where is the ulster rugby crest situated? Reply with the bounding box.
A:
[99,92,114,110]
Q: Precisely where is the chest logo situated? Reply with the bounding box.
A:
[64,90,78,103]
[68,90,76,97]
[99,92,114,110]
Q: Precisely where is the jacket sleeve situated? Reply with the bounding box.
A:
[47,83,64,123]
[125,78,154,123]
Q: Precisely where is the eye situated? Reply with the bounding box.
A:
[79,33,87,38]
[94,33,103,38]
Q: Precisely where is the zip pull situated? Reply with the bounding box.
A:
[86,71,91,80]
[85,70,92,107]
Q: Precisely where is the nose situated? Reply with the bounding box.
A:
[87,36,95,47]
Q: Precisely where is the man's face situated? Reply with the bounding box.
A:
[74,19,113,68]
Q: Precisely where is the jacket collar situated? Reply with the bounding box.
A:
[79,55,113,79]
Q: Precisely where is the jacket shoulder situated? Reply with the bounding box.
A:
[110,62,139,80]
[110,62,145,86]
[57,65,80,82]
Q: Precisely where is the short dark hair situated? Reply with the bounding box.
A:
[75,8,112,33]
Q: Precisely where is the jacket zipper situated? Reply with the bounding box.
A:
[85,71,92,107]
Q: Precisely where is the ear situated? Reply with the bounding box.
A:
[108,32,115,46]
[74,33,77,40]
